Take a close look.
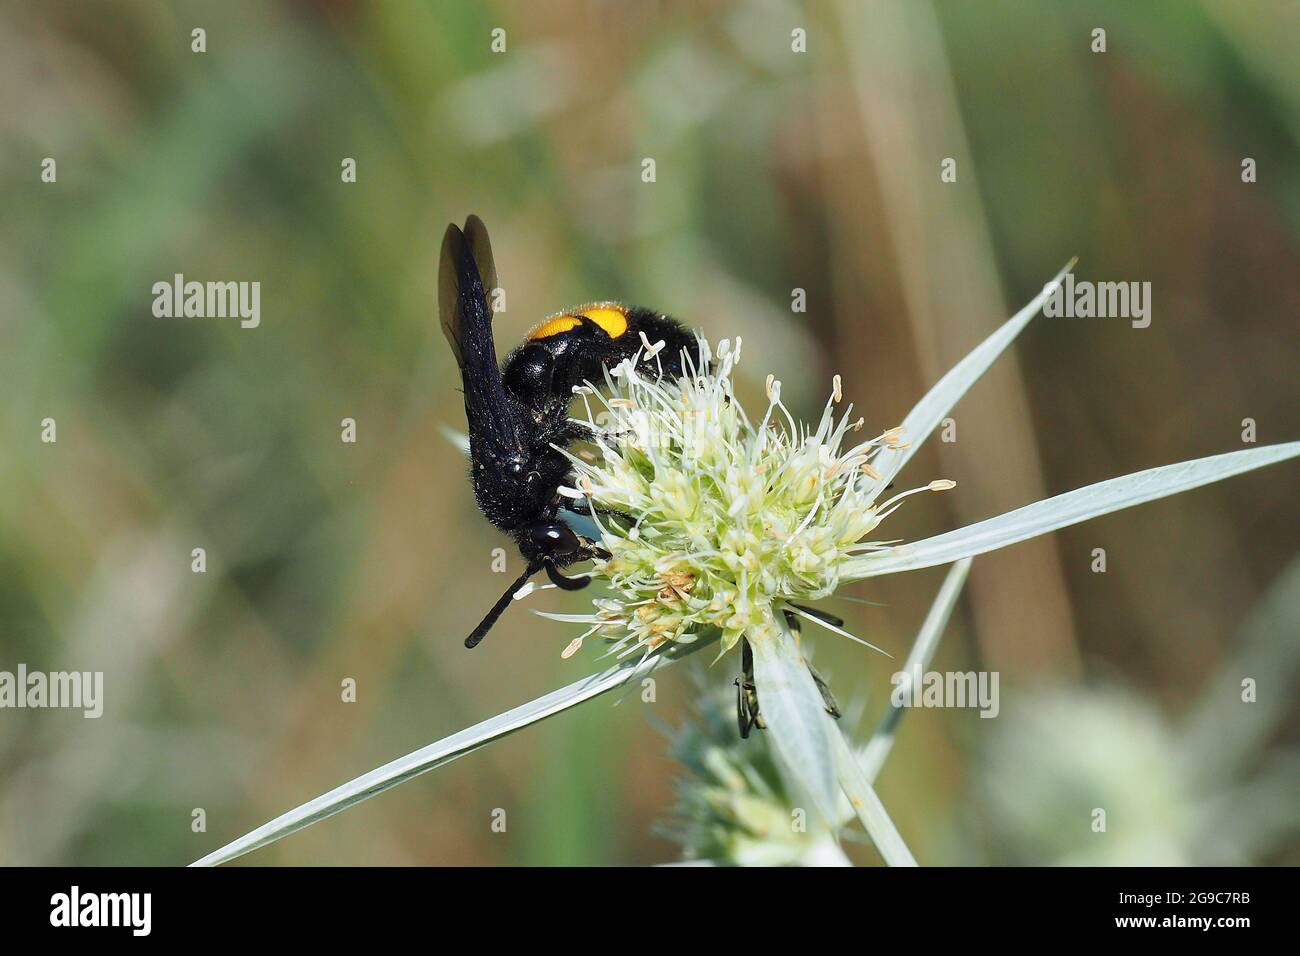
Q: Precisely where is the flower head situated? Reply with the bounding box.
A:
[553,336,952,661]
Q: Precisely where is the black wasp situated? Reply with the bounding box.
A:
[439,215,842,738]
[439,215,695,648]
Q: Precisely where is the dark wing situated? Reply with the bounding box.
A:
[463,214,497,306]
[438,216,521,455]
[440,214,498,366]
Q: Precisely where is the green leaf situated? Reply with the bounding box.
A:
[191,636,714,866]
[848,443,1300,578]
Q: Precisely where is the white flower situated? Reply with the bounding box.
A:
[551,336,952,664]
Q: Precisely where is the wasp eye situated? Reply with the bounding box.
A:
[529,523,580,557]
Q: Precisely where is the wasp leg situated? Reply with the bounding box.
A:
[552,412,633,446]
[599,429,636,448]
[735,676,751,739]
[809,663,842,720]
[551,419,634,449]
[545,562,592,591]
[736,638,765,739]
[551,419,600,444]
[781,609,842,720]
[564,498,638,531]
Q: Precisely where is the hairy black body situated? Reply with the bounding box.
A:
[438,215,695,647]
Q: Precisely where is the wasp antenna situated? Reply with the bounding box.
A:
[545,562,592,591]
[464,561,542,649]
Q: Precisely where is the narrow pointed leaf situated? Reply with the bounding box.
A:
[755,613,917,866]
[747,616,840,825]
[872,260,1075,490]
[829,721,917,866]
[191,636,713,866]
[849,443,1300,578]
[1180,553,1300,783]
[860,558,971,783]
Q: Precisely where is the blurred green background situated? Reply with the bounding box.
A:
[1,0,1297,865]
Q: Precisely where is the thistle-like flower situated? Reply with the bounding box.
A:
[550,336,949,664]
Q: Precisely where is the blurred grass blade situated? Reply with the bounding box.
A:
[829,719,917,866]
[870,260,1075,491]
[860,558,971,783]
[191,637,713,867]
[1180,553,1300,782]
[1199,751,1300,861]
[850,443,1300,578]
[747,616,840,825]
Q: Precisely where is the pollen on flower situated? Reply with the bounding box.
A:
[554,337,950,661]
[658,569,695,600]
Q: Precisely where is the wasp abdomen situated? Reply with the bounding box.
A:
[502,304,696,411]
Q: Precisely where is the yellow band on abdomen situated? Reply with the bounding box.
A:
[527,314,583,340]
[581,306,628,338]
